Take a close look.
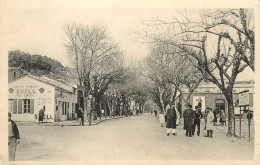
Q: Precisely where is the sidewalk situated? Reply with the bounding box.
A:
[16,116,126,127]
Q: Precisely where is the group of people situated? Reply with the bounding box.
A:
[159,103,223,138]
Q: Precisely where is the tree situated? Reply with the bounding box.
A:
[140,8,254,136]
[63,24,123,124]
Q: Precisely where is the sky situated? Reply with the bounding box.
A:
[7,4,255,81]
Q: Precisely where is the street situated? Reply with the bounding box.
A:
[15,114,254,161]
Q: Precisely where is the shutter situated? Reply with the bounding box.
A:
[13,99,17,114]
[18,99,23,114]
[30,99,34,114]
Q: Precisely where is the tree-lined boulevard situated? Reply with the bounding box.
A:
[15,114,253,161]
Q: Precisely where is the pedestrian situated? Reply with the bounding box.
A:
[183,104,195,137]
[38,107,45,124]
[166,103,177,136]
[176,109,180,126]
[159,112,165,127]
[204,107,214,138]
[101,109,105,118]
[8,112,20,161]
[78,108,84,126]
[213,109,218,126]
[220,109,226,126]
[154,110,158,117]
[192,106,203,136]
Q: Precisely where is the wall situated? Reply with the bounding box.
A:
[8,76,55,122]
[54,88,77,122]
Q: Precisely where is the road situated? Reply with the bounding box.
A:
[15,113,254,160]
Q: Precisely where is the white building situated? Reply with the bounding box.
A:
[8,75,77,122]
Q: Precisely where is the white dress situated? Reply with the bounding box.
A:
[159,114,165,124]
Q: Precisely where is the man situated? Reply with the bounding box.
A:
[8,112,20,161]
[38,108,44,124]
[183,104,195,137]
[154,110,157,117]
[192,106,203,136]
[166,103,177,136]
[205,107,214,138]
[78,108,84,126]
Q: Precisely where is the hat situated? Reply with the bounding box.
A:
[206,107,212,111]
[8,112,11,117]
[186,104,192,108]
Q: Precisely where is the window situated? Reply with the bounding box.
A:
[23,99,30,113]
[8,99,15,113]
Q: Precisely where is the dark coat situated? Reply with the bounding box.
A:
[166,108,177,129]
[10,120,20,139]
[194,111,203,122]
[183,108,195,131]
[39,109,44,121]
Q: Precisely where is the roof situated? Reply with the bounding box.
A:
[26,75,76,93]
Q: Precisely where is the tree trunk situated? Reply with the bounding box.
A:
[224,90,235,137]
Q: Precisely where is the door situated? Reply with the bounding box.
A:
[215,99,225,121]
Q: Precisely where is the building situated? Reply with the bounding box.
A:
[177,80,254,115]
[8,75,78,122]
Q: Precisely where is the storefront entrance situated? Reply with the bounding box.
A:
[215,99,225,121]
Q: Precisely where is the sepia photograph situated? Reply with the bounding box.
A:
[0,0,259,164]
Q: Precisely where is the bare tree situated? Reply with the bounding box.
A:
[140,8,254,136]
[63,24,121,124]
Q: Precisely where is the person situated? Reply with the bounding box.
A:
[192,106,203,136]
[78,108,84,126]
[183,104,195,137]
[166,103,177,136]
[159,112,165,127]
[220,109,226,126]
[8,112,20,161]
[176,109,180,126]
[205,107,214,138]
[101,109,105,118]
[38,107,45,124]
[154,110,158,117]
[213,109,218,126]
[196,97,202,109]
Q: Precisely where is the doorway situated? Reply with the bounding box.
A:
[215,99,225,122]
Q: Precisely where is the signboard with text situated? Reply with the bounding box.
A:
[239,90,249,106]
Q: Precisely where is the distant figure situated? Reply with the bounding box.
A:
[101,109,105,118]
[38,107,45,124]
[220,110,226,126]
[192,106,203,136]
[183,104,195,137]
[151,110,153,115]
[166,103,177,136]
[78,108,84,126]
[213,109,218,126]
[8,112,20,161]
[196,97,202,109]
[159,112,165,127]
[176,109,180,126]
[205,107,214,138]
[154,110,158,117]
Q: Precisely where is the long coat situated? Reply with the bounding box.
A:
[39,109,44,121]
[166,108,176,129]
[183,108,195,131]
[206,111,214,130]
